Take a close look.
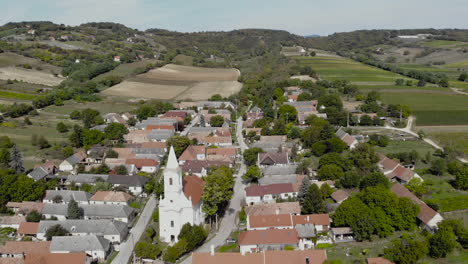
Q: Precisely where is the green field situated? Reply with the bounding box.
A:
[0,90,38,100]
[375,140,434,158]
[380,92,468,125]
[358,84,448,92]
[294,55,412,83]
[428,131,468,156]
[422,40,465,48]
[422,174,468,212]
[92,59,159,83]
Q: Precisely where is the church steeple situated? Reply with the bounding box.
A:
[167,146,179,169]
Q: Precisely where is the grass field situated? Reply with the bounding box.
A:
[375,140,434,157]
[92,59,159,83]
[422,40,465,48]
[422,174,468,212]
[173,55,194,66]
[0,90,39,100]
[379,92,468,126]
[0,67,64,86]
[103,64,242,101]
[358,84,449,92]
[0,52,61,74]
[294,55,412,84]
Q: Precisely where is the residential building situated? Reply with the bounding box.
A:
[245,183,297,205]
[17,222,39,238]
[257,152,289,167]
[390,183,443,232]
[192,249,327,264]
[159,147,205,244]
[25,252,90,264]
[59,151,86,172]
[6,202,44,216]
[125,158,159,173]
[0,216,25,229]
[27,161,56,181]
[50,235,110,261]
[106,175,148,195]
[180,160,231,177]
[90,191,134,205]
[0,241,51,258]
[335,128,358,149]
[42,203,134,223]
[244,202,301,216]
[246,214,330,232]
[43,190,91,204]
[238,229,299,254]
[378,154,418,184]
[37,220,128,243]
[331,190,349,204]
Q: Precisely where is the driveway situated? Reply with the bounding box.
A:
[112,195,157,264]
[180,118,248,264]
[181,116,199,136]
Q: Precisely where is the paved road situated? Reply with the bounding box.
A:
[181,116,200,136]
[112,195,157,264]
[180,118,248,264]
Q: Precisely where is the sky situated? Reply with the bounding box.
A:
[1,0,467,36]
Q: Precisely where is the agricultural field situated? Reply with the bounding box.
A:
[294,55,413,84]
[0,52,64,86]
[379,92,468,126]
[416,126,468,157]
[102,64,242,101]
[92,59,159,84]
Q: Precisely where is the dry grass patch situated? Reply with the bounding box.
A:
[0,67,64,86]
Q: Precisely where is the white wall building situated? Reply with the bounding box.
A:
[159,147,205,244]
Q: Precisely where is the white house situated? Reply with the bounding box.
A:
[244,183,297,205]
[50,235,110,262]
[59,151,86,172]
[159,147,205,244]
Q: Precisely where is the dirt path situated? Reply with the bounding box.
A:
[451,87,468,95]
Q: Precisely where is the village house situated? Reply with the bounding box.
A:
[246,214,330,232]
[159,147,205,244]
[180,160,232,177]
[50,235,111,262]
[335,128,358,149]
[331,190,349,204]
[113,56,121,62]
[107,175,148,195]
[17,222,39,239]
[257,152,289,167]
[125,158,159,173]
[391,184,443,232]
[251,135,287,153]
[43,190,91,204]
[245,128,262,136]
[331,227,355,243]
[36,220,128,243]
[246,106,263,120]
[135,118,178,131]
[59,151,86,172]
[0,216,25,229]
[25,252,90,264]
[200,109,231,127]
[245,202,301,216]
[378,154,419,184]
[179,146,237,165]
[85,146,108,165]
[262,164,299,177]
[27,161,57,181]
[245,183,297,205]
[42,203,135,223]
[90,191,134,206]
[6,202,44,216]
[64,174,109,186]
[238,229,300,254]
[0,241,50,259]
[192,249,327,264]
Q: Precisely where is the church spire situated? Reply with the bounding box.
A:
[167,146,179,169]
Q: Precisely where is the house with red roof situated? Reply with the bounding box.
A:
[125,158,159,173]
[378,154,419,184]
[335,127,358,149]
[238,229,300,254]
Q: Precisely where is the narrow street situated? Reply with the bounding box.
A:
[112,195,157,264]
[180,117,248,264]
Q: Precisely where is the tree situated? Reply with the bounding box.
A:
[178,223,207,251]
[127,117,137,126]
[52,195,63,203]
[202,167,234,217]
[429,226,458,258]
[26,210,42,222]
[278,104,297,122]
[438,219,468,249]
[67,198,83,219]
[242,166,262,183]
[406,178,427,197]
[453,167,468,190]
[0,148,11,168]
[301,184,325,214]
[45,224,69,241]
[317,164,344,180]
[80,108,101,128]
[114,165,128,175]
[429,159,446,176]
[9,145,24,173]
[167,136,192,157]
[135,242,161,259]
[209,115,225,127]
[83,129,105,147]
[288,126,301,139]
[320,183,334,199]
[337,171,360,189]
[89,164,110,174]
[37,136,51,149]
[359,172,389,190]
[395,79,405,86]
[69,125,84,147]
[384,234,429,264]
[459,72,468,82]
[297,177,310,203]
[62,146,74,159]
[56,122,68,133]
[163,239,188,263]
[243,148,263,166]
[333,197,375,241]
[104,123,128,142]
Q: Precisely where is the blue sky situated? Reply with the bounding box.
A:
[1,0,467,35]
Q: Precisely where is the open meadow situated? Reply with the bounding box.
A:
[102,64,242,101]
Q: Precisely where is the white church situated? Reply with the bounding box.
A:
[159,146,205,244]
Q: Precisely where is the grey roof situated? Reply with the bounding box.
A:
[197,101,234,108]
[65,174,109,185]
[42,203,134,218]
[38,219,128,238]
[44,190,92,203]
[295,224,316,238]
[132,148,166,156]
[147,129,175,141]
[50,235,110,252]
[259,175,298,185]
[65,153,85,165]
[90,124,108,132]
[28,167,49,181]
[335,128,347,139]
[251,142,282,153]
[263,165,298,176]
[135,118,178,129]
[188,127,217,133]
[107,175,148,187]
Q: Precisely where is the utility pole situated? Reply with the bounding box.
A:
[347,112,350,128]
[400,106,403,123]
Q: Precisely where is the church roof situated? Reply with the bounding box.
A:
[167,146,179,169]
[183,176,204,206]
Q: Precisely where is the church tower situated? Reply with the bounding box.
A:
[164,146,183,194]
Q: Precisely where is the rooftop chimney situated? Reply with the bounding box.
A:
[306,257,310,264]
[210,245,215,256]
[275,208,280,215]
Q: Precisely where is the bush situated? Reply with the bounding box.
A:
[135,242,161,259]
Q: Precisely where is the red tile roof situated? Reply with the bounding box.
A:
[183,175,205,206]
[0,241,51,254]
[245,202,301,216]
[141,141,167,149]
[292,214,330,226]
[90,191,134,202]
[179,146,206,161]
[245,183,294,197]
[25,253,88,264]
[331,190,349,203]
[206,147,237,157]
[238,229,299,245]
[192,250,327,264]
[248,214,292,228]
[181,160,230,174]
[125,158,159,168]
[18,222,39,235]
[390,183,438,225]
[258,152,289,165]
